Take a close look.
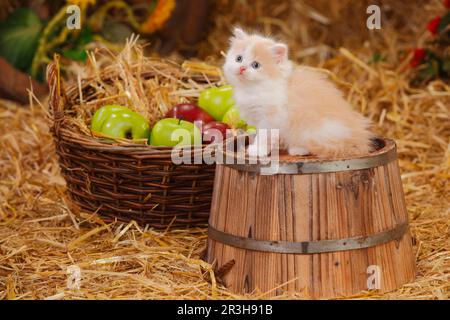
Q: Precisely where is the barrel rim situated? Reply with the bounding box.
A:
[218,137,397,174]
[208,223,409,254]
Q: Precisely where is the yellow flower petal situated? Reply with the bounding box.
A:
[140,0,176,34]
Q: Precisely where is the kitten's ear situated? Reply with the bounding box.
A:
[232,27,248,41]
[271,43,288,63]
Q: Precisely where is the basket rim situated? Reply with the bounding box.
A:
[56,125,220,155]
[46,59,222,154]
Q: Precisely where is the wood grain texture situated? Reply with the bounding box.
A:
[206,151,416,299]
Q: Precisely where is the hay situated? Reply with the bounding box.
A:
[0,0,449,299]
[63,35,223,138]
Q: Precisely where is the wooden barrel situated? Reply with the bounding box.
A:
[206,138,416,298]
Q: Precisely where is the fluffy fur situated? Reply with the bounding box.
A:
[223,28,373,158]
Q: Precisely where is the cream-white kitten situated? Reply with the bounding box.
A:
[223,28,373,158]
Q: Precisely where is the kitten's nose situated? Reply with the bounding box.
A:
[239,66,247,74]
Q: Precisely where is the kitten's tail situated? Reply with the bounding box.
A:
[370,137,386,152]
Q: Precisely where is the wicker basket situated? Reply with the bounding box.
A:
[46,61,220,229]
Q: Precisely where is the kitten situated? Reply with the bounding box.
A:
[223,28,373,158]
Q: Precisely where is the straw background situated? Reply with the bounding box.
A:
[0,0,449,299]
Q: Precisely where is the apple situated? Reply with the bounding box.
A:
[91,105,150,142]
[198,85,234,121]
[202,121,230,144]
[246,125,257,134]
[222,106,247,129]
[166,103,214,128]
[150,118,202,147]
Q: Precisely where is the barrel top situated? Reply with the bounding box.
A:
[218,137,397,174]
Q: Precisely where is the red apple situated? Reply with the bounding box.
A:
[166,103,214,128]
[202,121,230,144]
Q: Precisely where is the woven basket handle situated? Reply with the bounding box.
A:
[46,55,66,135]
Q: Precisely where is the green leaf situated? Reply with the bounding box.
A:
[78,26,93,45]
[438,12,450,34]
[0,8,43,72]
[62,48,87,62]
[61,27,93,62]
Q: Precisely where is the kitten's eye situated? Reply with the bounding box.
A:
[236,55,243,63]
[251,61,261,69]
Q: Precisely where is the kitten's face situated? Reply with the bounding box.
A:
[223,28,289,86]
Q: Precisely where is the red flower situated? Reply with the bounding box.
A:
[410,48,426,67]
[445,0,450,9]
[427,16,441,35]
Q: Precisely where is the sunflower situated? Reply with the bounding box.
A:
[140,0,176,34]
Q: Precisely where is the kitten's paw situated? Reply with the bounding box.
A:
[288,146,310,156]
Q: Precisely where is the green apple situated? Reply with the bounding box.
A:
[150,118,202,147]
[91,105,150,142]
[246,125,257,134]
[198,85,234,121]
[222,106,247,129]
